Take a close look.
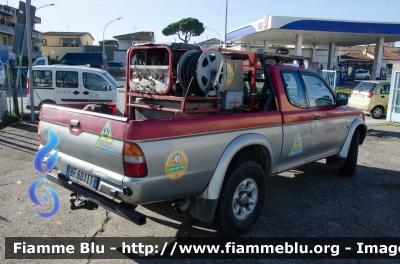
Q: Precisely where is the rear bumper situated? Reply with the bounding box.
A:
[46,172,146,225]
[348,100,371,112]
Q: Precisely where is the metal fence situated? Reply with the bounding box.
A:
[1,63,28,121]
[2,63,127,121]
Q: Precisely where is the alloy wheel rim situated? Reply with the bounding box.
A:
[373,108,382,117]
[232,178,258,220]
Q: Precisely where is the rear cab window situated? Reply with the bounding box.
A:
[281,70,307,109]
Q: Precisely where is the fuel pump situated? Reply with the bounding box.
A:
[380,67,388,80]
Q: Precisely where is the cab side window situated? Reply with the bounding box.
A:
[56,71,78,88]
[33,70,52,87]
[302,75,335,107]
[281,70,307,109]
[83,72,108,91]
[381,84,390,94]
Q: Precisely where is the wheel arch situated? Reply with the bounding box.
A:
[198,133,273,200]
[189,133,273,223]
[338,118,367,158]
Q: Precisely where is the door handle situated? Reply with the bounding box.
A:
[73,91,80,95]
[70,119,80,128]
[83,91,90,95]
[315,116,320,120]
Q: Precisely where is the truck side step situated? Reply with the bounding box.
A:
[46,173,146,225]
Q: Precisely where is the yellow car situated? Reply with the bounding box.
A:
[348,80,391,119]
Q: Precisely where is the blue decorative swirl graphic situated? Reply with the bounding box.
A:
[33,128,59,174]
[28,178,60,218]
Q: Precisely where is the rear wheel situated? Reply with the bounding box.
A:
[214,159,266,236]
[370,106,384,119]
[339,130,360,177]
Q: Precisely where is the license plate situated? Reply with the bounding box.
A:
[355,93,364,98]
[66,165,99,190]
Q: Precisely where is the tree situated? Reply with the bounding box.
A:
[162,18,205,43]
[99,39,116,46]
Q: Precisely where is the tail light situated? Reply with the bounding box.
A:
[366,92,373,98]
[351,89,355,95]
[123,142,148,177]
[38,121,42,144]
[26,77,30,94]
[101,64,105,70]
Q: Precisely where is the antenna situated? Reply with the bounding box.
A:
[66,23,70,31]
[131,26,138,33]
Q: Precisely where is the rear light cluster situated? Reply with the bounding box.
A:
[351,89,355,95]
[123,142,148,177]
[366,92,374,98]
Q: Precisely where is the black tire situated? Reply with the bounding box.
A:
[365,76,371,80]
[339,130,360,177]
[214,159,266,236]
[370,106,384,119]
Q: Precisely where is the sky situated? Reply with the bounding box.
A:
[5,0,400,46]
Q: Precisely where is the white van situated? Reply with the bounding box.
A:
[26,65,123,110]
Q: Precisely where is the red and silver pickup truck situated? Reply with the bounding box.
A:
[38,43,367,236]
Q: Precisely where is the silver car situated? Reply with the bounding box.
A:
[355,70,371,80]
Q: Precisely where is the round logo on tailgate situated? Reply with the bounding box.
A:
[165,150,189,180]
[226,62,234,86]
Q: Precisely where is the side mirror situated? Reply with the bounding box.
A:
[337,92,348,106]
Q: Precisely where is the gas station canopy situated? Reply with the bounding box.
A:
[227,15,400,46]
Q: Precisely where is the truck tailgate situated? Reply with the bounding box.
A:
[39,104,129,186]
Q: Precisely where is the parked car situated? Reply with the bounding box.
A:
[354,69,371,80]
[58,53,108,70]
[26,65,123,110]
[348,80,390,119]
[107,61,126,76]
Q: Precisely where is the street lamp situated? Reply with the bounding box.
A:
[224,0,228,48]
[204,26,222,47]
[36,4,55,10]
[103,17,122,53]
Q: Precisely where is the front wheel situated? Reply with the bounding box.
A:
[214,159,266,236]
[370,106,384,119]
[339,130,360,176]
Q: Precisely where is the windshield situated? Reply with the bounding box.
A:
[354,82,376,92]
[102,72,123,88]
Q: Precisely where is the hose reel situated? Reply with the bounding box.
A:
[177,49,227,96]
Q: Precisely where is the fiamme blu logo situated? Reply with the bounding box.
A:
[29,128,61,218]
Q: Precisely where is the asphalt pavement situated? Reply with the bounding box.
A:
[0,117,399,263]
